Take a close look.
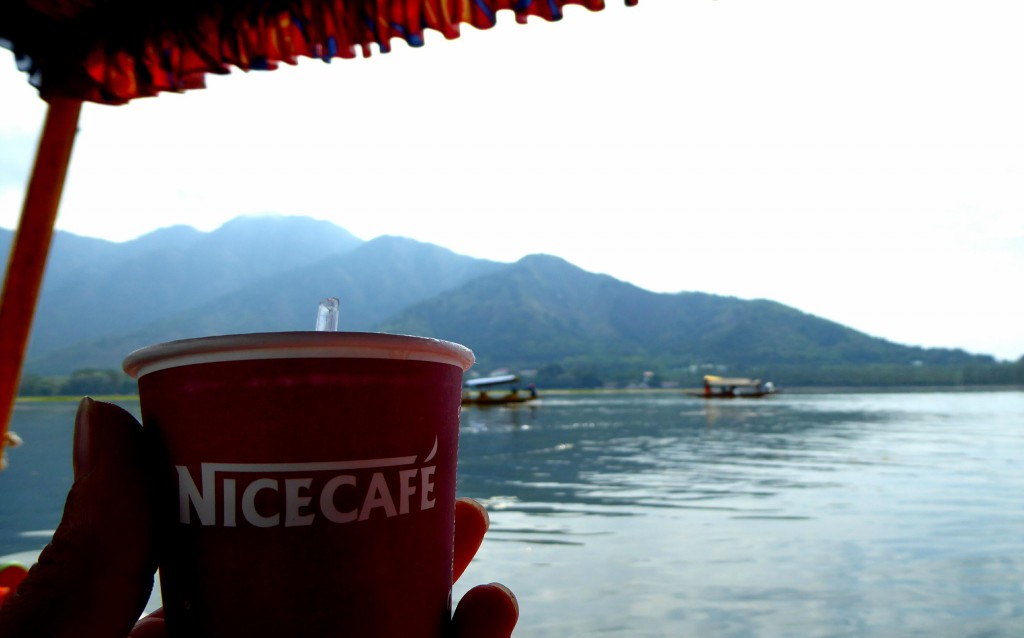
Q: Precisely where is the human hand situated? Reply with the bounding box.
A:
[0,398,518,638]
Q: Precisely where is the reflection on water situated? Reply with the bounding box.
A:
[458,393,899,518]
[3,392,1023,636]
[454,392,1024,637]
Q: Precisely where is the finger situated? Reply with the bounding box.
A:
[129,610,166,638]
[451,583,519,638]
[453,497,489,583]
[0,398,158,638]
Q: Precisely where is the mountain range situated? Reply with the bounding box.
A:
[1,215,998,386]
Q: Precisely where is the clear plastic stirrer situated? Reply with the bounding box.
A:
[315,297,340,332]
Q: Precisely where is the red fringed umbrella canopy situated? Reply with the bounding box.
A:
[2,0,636,105]
[0,0,638,463]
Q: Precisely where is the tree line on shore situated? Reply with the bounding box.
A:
[532,360,1024,390]
[17,359,1024,397]
[19,369,138,397]
[11,219,1013,392]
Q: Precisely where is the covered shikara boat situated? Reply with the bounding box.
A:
[462,374,538,406]
[685,375,777,399]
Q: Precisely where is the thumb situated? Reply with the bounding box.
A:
[0,398,158,638]
[451,583,519,638]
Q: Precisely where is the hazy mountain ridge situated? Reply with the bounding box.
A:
[77,233,502,370]
[11,216,364,362]
[1,216,999,381]
[380,254,990,373]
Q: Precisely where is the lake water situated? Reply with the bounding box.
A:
[2,391,1023,636]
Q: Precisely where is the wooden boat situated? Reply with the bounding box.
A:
[462,374,538,406]
[684,375,777,399]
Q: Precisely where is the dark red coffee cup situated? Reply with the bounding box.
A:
[123,332,475,638]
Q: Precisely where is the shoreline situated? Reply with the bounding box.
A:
[513,385,1024,396]
[13,385,1023,403]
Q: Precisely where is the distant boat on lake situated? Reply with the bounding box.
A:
[462,374,538,406]
[684,375,777,399]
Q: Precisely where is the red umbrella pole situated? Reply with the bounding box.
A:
[0,98,82,467]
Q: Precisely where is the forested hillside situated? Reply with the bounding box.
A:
[4,216,1019,394]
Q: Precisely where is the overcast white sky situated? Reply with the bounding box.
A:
[2,1,1022,360]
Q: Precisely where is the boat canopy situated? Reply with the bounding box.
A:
[704,375,762,387]
[465,374,520,388]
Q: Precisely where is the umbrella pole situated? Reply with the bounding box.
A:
[0,98,83,467]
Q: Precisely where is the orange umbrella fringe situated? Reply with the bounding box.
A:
[3,0,636,105]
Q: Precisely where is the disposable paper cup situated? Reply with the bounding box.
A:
[123,332,475,638]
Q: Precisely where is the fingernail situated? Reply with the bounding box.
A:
[490,582,520,617]
[73,397,97,480]
[459,496,491,531]
[481,504,490,530]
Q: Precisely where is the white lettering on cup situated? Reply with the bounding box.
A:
[223,478,237,527]
[175,441,443,528]
[359,473,398,521]
[398,468,418,515]
[285,478,315,527]
[178,465,215,525]
[320,475,358,523]
[421,466,436,510]
[242,478,280,528]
